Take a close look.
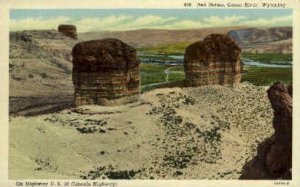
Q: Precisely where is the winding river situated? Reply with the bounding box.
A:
[139,53,292,90]
[139,53,292,68]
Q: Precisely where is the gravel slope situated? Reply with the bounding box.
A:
[9,82,274,179]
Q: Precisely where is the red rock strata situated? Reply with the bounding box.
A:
[72,38,140,106]
[240,82,292,179]
[184,34,243,86]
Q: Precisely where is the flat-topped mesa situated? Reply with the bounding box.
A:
[58,25,77,39]
[72,38,140,106]
[184,34,243,87]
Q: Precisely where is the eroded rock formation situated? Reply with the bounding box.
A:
[240,82,292,179]
[72,38,140,106]
[58,25,77,39]
[184,34,243,86]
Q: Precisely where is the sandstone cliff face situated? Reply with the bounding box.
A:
[72,38,140,106]
[240,82,292,179]
[184,34,243,87]
[58,25,77,39]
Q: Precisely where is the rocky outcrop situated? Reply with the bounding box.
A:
[58,25,77,39]
[72,38,140,106]
[184,34,243,87]
[228,27,292,46]
[228,27,292,54]
[9,30,78,98]
[240,82,292,179]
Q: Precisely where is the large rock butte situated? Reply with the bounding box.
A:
[58,25,77,39]
[72,38,140,106]
[184,34,243,86]
[240,82,292,179]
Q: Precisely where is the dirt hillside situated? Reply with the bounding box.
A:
[10,83,274,179]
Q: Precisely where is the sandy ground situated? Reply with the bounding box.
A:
[9,82,274,179]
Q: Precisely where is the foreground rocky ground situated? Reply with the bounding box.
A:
[9,82,274,179]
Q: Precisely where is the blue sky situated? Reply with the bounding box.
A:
[10,9,292,32]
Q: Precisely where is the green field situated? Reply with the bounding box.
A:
[241,66,292,86]
[242,53,292,64]
[138,42,190,55]
[140,63,292,92]
[140,63,167,86]
[140,63,185,91]
[138,43,292,65]
[139,42,292,91]
[168,66,185,82]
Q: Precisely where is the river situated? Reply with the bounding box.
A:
[139,53,292,68]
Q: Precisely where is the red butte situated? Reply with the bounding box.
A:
[72,38,140,106]
[184,34,243,87]
[58,25,77,39]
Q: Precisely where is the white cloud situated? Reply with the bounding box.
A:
[76,15,133,32]
[128,15,176,27]
[161,20,204,29]
[77,15,177,31]
[160,15,247,29]
[10,16,71,31]
[202,15,247,27]
[243,15,292,27]
[10,14,292,32]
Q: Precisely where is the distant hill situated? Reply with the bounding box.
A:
[78,27,245,48]
[228,27,292,54]
[79,26,292,54]
[228,27,292,45]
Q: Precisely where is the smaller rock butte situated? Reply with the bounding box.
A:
[72,38,140,106]
[240,82,292,179]
[184,34,243,87]
[58,25,77,39]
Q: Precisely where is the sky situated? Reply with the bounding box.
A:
[10,9,292,32]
